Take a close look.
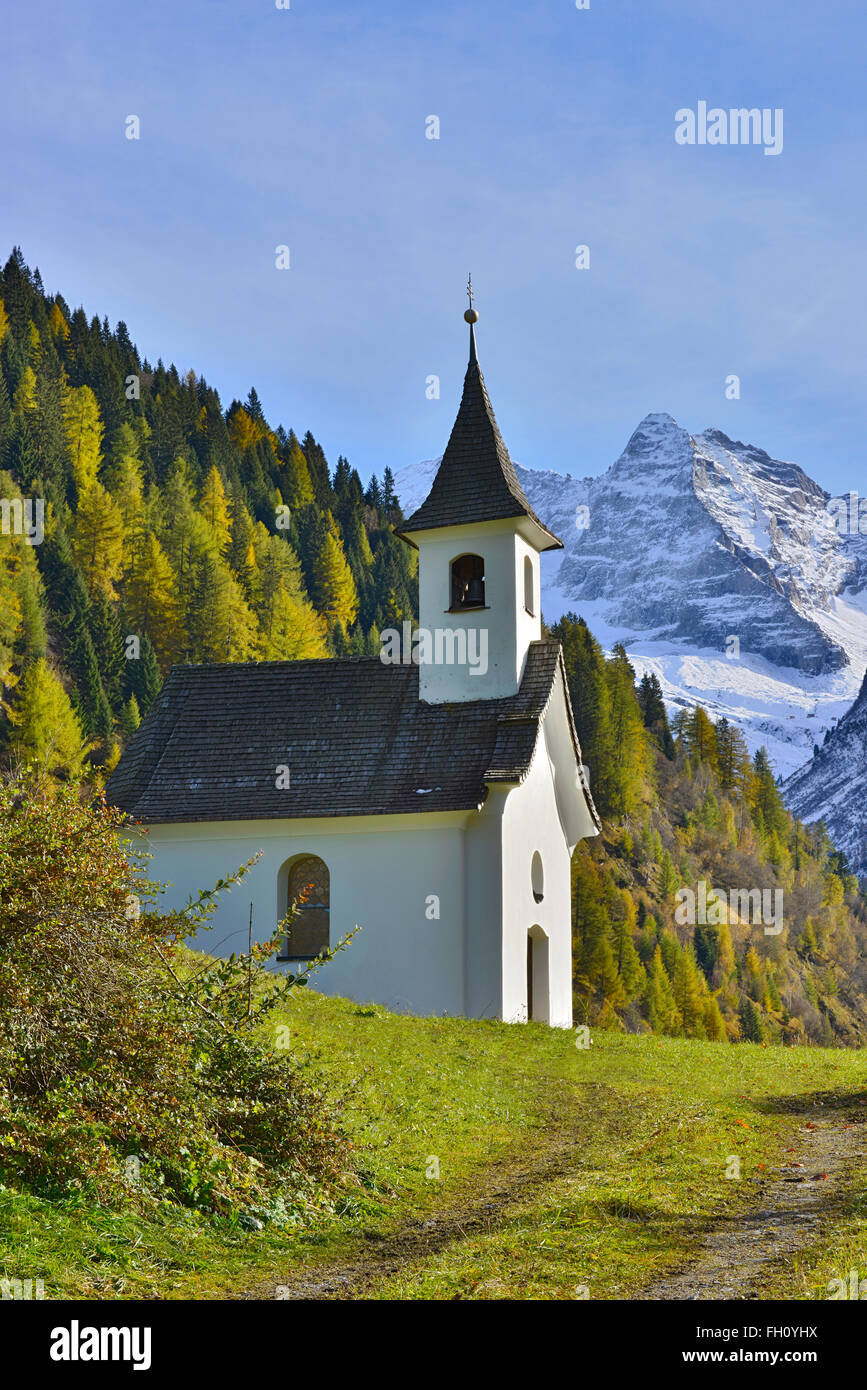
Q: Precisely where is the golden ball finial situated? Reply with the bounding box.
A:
[464,307,479,324]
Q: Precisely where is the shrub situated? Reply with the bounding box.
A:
[0,773,350,1215]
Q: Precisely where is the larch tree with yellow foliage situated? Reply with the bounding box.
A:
[258,580,327,660]
[63,384,104,492]
[72,482,125,600]
[123,530,183,668]
[310,528,358,629]
[8,658,86,776]
[12,364,37,413]
[198,465,232,555]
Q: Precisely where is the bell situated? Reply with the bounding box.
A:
[466,576,485,606]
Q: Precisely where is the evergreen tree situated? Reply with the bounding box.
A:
[118,691,141,741]
[186,555,258,662]
[257,580,327,660]
[124,632,162,714]
[88,591,126,714]
[751,747,789,844]
[551,615,616,815]
[703,995,728,1042]
[738,996,764,1043]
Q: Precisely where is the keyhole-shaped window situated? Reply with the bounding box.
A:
[450,554,485,610]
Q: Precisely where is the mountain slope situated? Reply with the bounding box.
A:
[784,669,867,881]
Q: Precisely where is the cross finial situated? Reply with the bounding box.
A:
[464,273,479,325]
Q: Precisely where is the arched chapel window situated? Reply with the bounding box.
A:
[277,855,330,960]
[450,553,485,610]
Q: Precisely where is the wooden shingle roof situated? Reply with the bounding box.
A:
[397,325,563,550]
[107,640,588,825]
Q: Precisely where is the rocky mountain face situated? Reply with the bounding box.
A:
[396,413,867,787]
[784,669,867,880]
[553,414,862,674]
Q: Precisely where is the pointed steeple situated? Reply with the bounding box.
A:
[398,291,563,551]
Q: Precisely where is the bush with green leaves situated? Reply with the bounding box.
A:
[0,773,350,1216]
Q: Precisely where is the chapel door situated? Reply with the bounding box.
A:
[527,934,535,1021]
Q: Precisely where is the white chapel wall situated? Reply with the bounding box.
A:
[134,812,470,1017]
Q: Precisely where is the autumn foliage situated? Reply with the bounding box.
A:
[0,775,348,1214]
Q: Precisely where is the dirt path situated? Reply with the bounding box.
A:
[241,1119,585,1301]
[639,1108,866,1301]
[241,1099,865,1301]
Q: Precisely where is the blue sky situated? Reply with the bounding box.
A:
[3,0,866,494]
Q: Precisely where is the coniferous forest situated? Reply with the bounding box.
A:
[0,247,416,777]
[553,615,867,1048]
[1,246,865,1048]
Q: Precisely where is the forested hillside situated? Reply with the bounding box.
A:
[1,246,863,1048]
[552,615,867,1047]
[0,247,416,774]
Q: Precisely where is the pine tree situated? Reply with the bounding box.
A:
[551,615,616,815]
[613,891,645,999]
[693,924,718,982]
[227,485,258,596]
[751,747,789,844]
[39,527,112,737]
[703,995,728,1042]
[118,691,141,740]
[738,996,764,1043]
[799,917,819,960]
[605,644,652,815]
[679,706,719,771]
[382,466,399,515]
[88,591,126,713]
[105,424,145,531]
[124,632,162,714]
[12,363,37,412]
[186,555,257,662]
[16,563,47,666]
[658,849,678,898]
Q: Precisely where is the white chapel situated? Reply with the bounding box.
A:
[108,305,599,1026]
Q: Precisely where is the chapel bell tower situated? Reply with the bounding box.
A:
[397,284,564,703]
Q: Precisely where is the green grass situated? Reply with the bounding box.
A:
[2,981,865,1300]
